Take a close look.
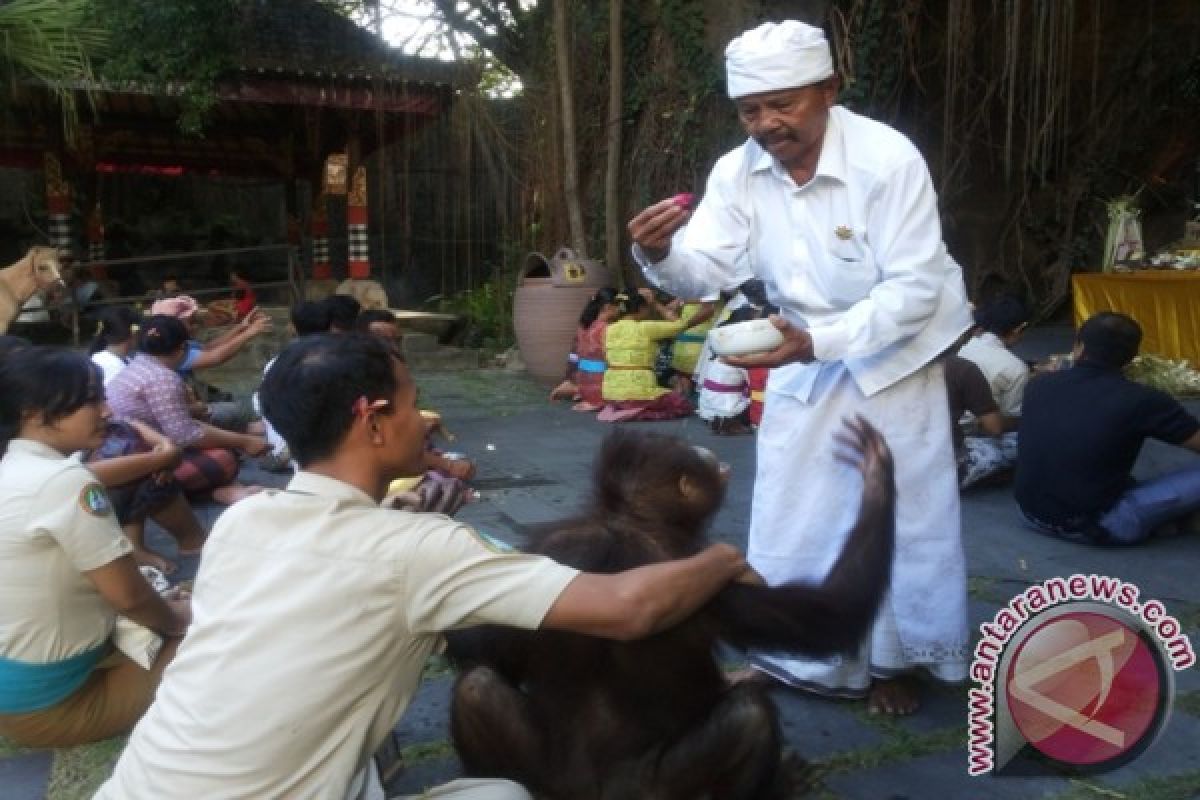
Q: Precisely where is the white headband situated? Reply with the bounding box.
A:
[725,20,833,99]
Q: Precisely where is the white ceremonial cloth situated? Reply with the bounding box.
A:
[696,358,750,420]
[747,363,968,689]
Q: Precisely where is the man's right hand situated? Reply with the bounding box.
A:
[628,197,692,263]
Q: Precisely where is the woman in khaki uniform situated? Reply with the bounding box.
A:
[0,347,189,747]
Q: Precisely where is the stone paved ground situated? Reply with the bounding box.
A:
[4,326,1199,799]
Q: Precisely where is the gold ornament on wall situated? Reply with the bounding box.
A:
[323,153,348,196]
[349,166,368,207]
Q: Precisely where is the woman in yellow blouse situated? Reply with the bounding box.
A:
[599,290,693,421]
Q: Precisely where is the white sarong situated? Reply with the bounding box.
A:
[748,361,968,693]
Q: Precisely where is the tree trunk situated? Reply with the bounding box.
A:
[605,0,624,283]
[553,0,587,257]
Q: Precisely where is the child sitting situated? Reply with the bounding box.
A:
[696,306,767,435]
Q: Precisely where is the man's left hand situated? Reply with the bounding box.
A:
[723,315,815,368]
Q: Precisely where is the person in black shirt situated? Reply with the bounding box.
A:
[1015,312,1200,544]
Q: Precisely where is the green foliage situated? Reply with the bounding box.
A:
[0,0,109,137]
[618,0,739,214]
[623,0,722,136]
[89,0,240,135]
[434,270,516,352]
[836,0,902,116]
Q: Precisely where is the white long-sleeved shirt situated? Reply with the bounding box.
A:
[638,105,971,398]
[958,331,1029,415]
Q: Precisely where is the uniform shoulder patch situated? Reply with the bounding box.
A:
[79,482,113,517]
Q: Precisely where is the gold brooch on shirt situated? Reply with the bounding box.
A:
[835,225,853,240]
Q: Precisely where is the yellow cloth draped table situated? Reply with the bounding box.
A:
[1072,271,1200,366]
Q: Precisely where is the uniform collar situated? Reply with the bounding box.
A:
[287,470,378,508]
[6,438,76,461]
[750,105,847,187]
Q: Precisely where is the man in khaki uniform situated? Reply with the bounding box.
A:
[96,333,749,800]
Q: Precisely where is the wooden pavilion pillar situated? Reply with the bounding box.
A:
[311,194,331,280]
[347,166,370,279]
[44,153,73,255]
[86,203,107,278]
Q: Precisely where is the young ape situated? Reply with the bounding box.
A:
[447,417,895,800]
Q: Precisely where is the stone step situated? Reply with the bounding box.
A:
[407,347,480,372]
[400,332,439,355]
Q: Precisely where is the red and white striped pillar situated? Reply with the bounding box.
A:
[310,195,331,280]
[44,153,72,255]
[347,166,370,279]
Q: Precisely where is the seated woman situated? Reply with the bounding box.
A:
[88,305,140,387]
[0,347,190,747]
[598,290,692,422]
[106,315,268,505]
[670,297,718,396]
[695,307,765,435]
[550,288,622,412]
[88,418,208,574]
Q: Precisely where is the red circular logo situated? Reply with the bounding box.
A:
[1005,611,1164,767]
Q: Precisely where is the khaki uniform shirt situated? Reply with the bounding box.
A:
[0,439,130,663]
[97,471,579,800]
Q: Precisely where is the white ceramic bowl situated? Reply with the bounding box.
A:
[708,318,785,357]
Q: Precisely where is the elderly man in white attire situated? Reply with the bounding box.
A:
[629,20,973,714]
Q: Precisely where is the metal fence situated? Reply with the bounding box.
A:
[67,244,302,344]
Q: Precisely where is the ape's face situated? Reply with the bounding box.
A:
[690,445,730,486]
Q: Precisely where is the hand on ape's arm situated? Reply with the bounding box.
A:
[541,543,746,641]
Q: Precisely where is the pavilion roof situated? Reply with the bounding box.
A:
[233,0,472,88]
[0,2,469,176]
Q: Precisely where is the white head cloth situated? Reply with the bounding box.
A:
[725,20,833,99]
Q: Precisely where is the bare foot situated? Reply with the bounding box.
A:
[867,676,920,715]
[571,401,603,412]
[211,484,265,505]
[133,548,177,576]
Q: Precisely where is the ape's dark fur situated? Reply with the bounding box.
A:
[447,421,895,800]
